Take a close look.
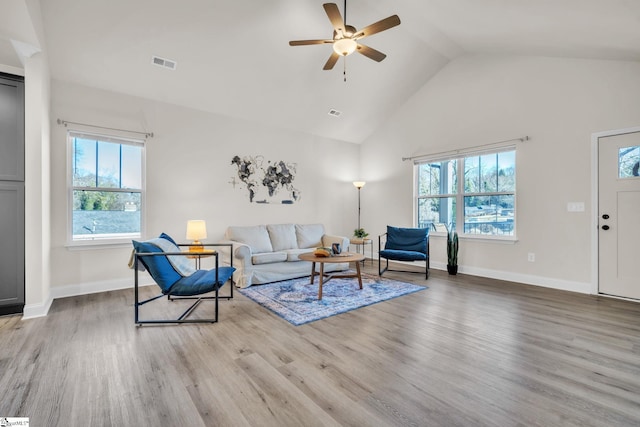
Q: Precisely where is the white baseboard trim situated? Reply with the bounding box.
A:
[50,278,154,300]
[428,261,591,294]
[22,278,154,319]
[22,293,54,320]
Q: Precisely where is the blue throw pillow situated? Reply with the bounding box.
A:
[385,226,428,253]
[146,235,196,276]
[159,232,178,246]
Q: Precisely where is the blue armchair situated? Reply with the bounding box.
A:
[132,233,236,325]
[378,226,429,279]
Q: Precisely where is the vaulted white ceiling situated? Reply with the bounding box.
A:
[4,0,640,143]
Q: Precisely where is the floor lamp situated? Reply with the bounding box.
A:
[353,181,366,230]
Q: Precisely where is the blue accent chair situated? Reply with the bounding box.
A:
[378,226,429,279]
[132,234,236,325]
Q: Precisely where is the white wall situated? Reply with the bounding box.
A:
[49,80,360,295]
[361,55,640,292]
[23,51,51,317]
[18,0,52,319]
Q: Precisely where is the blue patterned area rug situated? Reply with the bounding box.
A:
[239,273,427,326]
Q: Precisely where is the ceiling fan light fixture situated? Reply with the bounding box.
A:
[333,38,357,56]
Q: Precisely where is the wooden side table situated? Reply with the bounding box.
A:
[349,238,373,264]
[185,249,217,269]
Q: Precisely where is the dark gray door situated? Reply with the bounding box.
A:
[0,73,25,314]
[0,77,24,181]
[0,182,25,310]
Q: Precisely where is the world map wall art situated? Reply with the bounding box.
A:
[231,155,301,204]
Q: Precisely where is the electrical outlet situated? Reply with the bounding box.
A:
[567,202,585,212]
[528,253,535,262]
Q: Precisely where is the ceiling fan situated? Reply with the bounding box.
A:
[289,1,401,71]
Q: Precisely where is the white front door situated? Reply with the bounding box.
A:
[598,131,640,299]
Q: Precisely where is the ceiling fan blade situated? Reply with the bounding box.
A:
[353,15,401,39]
[289,39,334,46]
[356,43,387,62]
[323,52,341,70]
[323,3,346,34]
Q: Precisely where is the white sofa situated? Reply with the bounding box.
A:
[221,223,349,288]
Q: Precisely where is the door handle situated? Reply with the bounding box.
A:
[602,225,610,230]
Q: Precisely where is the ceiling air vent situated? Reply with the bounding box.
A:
[151,55,177,70]
[328,109,342,117]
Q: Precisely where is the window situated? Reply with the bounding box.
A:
[68,131,144,243]
[416,148,516,238]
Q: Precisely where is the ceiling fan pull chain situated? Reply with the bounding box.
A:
[344,57,347,82]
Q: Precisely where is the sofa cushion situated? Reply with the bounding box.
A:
[267,224,298,252]
[284,248,312,262]
[227,225,273,254]
[252,252,288,265]
[295,224,325,249]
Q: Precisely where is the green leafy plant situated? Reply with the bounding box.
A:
[353,228,369,239]
[445,224,459,266]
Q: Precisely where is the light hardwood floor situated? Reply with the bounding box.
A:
[1,263,639,426]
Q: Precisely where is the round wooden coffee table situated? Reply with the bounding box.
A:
[298,252,365,300]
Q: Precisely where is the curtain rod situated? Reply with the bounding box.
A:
[57,119,154,138]
[402,136,529,162]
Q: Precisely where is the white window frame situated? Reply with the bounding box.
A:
[414,146,517,241]
[66,130,146,248]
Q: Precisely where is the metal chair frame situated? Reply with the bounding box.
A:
[378,232,430,280]
[134,243,233,325]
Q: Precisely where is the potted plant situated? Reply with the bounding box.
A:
[353,228,369,240]
[445,224,459,275]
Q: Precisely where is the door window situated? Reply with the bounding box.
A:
[618,145,640,178]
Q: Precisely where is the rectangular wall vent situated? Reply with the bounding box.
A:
[328,109,342,117]
[151,55,177,70]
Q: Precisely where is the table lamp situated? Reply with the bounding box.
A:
[186,220,207,252]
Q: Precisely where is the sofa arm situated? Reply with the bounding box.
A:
[322,234,349,250]
[219,240,253,266]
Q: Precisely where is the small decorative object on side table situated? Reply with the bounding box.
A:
[352,227,371,264]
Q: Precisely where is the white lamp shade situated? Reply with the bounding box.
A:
[353,181,366,189]
[333,38,357,56]
[186,220,207,240]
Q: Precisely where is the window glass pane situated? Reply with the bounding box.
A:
[417,160,456,196]
[72,190,141,238]
[497,151,516,191]
[619,145,640,178]
[480,153,498,192]
[464,156,480,193]
[121,144,142,189]
[464,195,514,236]
[417,163,437,196]
[417,197,456,230]
[97,141,121,188]
[72,138,97,187]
